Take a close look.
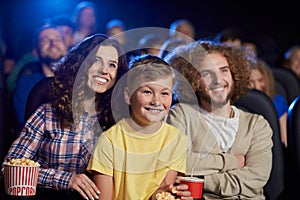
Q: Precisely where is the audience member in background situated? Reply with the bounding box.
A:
[256,35,281,67]
[4,28,42,95]
[0,29,6,61]
[106,19,126,47]
[250,59,288,147]
[2,34,128,200]
[0,30,6,86]
[137,33,164,57]
[1,46,15,81]
[13,24,67,131]
[159,37,189,60]
[214,28,243,48]
[51,14,75,50]
[169,19,195,42]
[71,1,97,46]
[87,54,191,200]
[243,40,258,58]
[5,48,38,95]
[166,41,273,199]
[283,45,300,79]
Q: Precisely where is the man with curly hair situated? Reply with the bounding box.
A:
[165,41,273,199]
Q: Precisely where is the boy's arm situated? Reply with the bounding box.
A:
[160,170,178,187]
[93,171,113,200]
[150,170,178,200]
[151,170,193,200]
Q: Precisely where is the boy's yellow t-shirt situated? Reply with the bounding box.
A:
[87,119,187,200]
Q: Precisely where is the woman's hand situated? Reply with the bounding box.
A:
[69,173,100,200]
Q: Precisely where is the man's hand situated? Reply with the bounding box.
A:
[235,154,245,168]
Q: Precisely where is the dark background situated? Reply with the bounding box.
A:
[1,0,300,66]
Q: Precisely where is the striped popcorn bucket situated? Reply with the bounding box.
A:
[3,164,39,196]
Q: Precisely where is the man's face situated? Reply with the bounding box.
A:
[37,28,67,64]
[197,52,234,108]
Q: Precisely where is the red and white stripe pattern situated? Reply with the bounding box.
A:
[4,164,39,196]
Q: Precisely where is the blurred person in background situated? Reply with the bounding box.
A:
[51,14,75,50]
[0,29,6,87]
[13,24,67,131]
[71,1,98,46]
[105,19,126,47]
[137,33,164,57]
[159,37,189,60]
[283,45,300,79]
[214,28,243,48]
[169,19,195,42]
[250,59,288,147]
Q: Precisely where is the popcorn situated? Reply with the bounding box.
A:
[3,158,40,196]
[171,187,177,194]
[156,191,180,200]
[5,158,40,167]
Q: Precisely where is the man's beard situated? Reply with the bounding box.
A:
[40,55,62,66]
[198,84,234,108]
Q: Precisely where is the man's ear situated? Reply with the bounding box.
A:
[124,87,131,105]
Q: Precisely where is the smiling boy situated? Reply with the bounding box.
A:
[87,55,190,200]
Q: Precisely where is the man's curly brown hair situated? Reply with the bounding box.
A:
[47,33,128,130]
[165,40,255,104]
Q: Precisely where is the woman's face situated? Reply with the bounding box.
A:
[87,45,119,93]
[289,49,300,77]
[79,7,95,28]
[250,69,266,92]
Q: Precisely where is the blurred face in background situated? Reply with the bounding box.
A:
[37,28,67,65]
[107,26,126,45]
[79,7,95,29]
[250,68,266,92]
[289,49,300,77]
[175,23,195,41]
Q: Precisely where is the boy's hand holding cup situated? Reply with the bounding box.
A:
[179,176,204,200]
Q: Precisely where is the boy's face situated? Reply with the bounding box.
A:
[126,77,173,126]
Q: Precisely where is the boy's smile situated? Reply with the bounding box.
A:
[126,77,173,127]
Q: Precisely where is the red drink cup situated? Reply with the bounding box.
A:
[3,163,39,196]
[179,176,204,199]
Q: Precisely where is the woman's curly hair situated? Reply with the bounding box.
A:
[47,33,128,130]
[165,40,255,104]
